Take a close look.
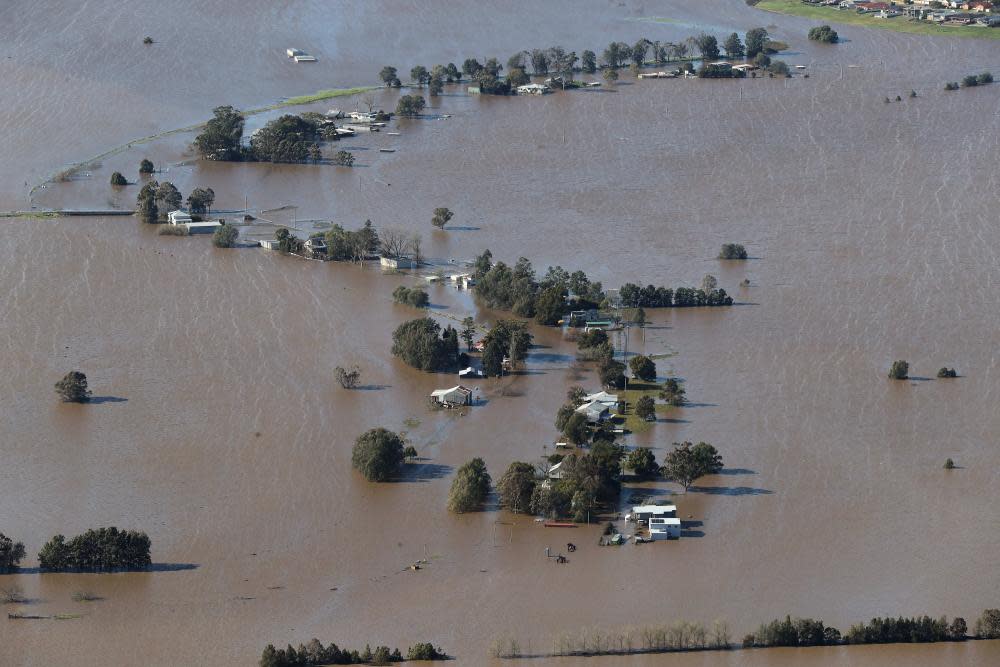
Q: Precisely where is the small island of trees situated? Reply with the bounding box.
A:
[391,318,460,372]
[888,360,909,380]
[718,243,748,260]
[37,528,151,572]
[110,171,127,186]
[808,25,839,43]
[447,458,491,512]
[260,639,447,666]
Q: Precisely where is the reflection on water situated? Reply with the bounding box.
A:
[3,0,1000,664]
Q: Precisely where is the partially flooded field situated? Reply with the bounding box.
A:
[3,0,1000,665]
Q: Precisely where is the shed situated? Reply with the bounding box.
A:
[458,367,483,378]
[575,400,610,423]
[380,256,414,269]
[430,385,473,406]
[548,460,565,479]
[167,210,193,225]
[259,239,281,250]
[184,220,222,234]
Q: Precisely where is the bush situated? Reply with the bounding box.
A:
[961,75,979,88]
[110,171,127,186]
[335,365,361,389]
[407,643,446,660]
[888,360,909,380]
[807,25,839,43]
[719,243,748,260]
[659,377,686,406]
[944,458,956,470]
[392,286,429,308]
[37,528,151,572]
[937,367,957,378]
[448,458,491,512]
[977,71,993,85]
[351,428,405,482]
[139,159,154,174]
[395,94,426,116]
[212,223,239,248]
[0,533,26,573]
[768,60,791,77]
[158,225,188,236]
[55,371,91,403]
[945,82,959,91]
[332,150,355,166]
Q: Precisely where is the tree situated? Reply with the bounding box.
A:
[563,412,590,445]
[506,67,529,88]
[659,377,686,406]
[445,62,461,81]
[768,60,791,77]
[460,317,476,351]
[602,42,631,68]
[889,360,909,380]
[448,458,491,512]
[136,181,158,223]
[529,49,549,75]
[723,33,745,59]
[978,71,994,85]
[507,52,526,71]
[581,50,597,73]
[431,207,453,229]
[187,187,215,214]
[745,27,769,59]
[55,371,91,403]
[534,285,566,325]
[407,643,446,660]
[335,365,361,389]
[139,159,154,174]
[634,396,656,423]
[110,171,127,186]
[392,286,429,308]
[250,114,319,163]
[482,337,506,377]
[626,447,658,477]
[975,609,1000,638]
[530,484,571,518]
[410,65,429,86]
[395,94,426,117]
[950,617,968,639]
[694,34,720,61]
[937,367,957,378]
[391,317,458,372]
[155,181,182,217]
[599,358,626,389]
[701,274,718,293]
[629,355,657,382]
[428,74,444,96]
[603,68,618,85]
[351,428,405,482]
[194,105,244,161]
[37,528,151,572]
[462,58,483,78]
[661,441,723,491]
[632,38,650,66]
[484,57,503,77]
[379,65,401,87]
[807,25,839,44]
[275,228,304,255]
[496,462,536,514]
[719,243,748,259]
[403,445,418,461]
[332,150,355,166]
[212,223,239,248]
[0,533,26,573]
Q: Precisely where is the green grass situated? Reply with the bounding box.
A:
[755,0,1000,40]
[272,87,379,109]
[617,381,667,434]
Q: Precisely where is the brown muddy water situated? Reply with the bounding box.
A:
[3,0,1000,665]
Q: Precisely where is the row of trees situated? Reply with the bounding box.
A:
[945,71,993,90]
[136,180,215,223]
[195,106,354,163]
[618,283,733,308]
[480,319,532,377]
[260,639,446,666]
[0,533,26,572]
[37,528,151,572]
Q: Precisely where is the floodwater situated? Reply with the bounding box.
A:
[3,0,1000,665]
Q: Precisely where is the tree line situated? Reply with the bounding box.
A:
[379,28,788,97]
[136,180,215,223]
[260,639,447,666]
[471,249,733,327]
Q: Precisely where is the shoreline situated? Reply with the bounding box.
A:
[754,0,1000,39]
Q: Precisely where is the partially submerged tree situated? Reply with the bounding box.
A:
[448,458,491,512]
[497,461,537,513]
[55,371,91,403]
[634,395,656,422]
[661,441,723,491]
[395,94,426,117]
[212,223,239,248]
[379,65,401,87]
[138,159,154,174]
[352,428,405,482]
[335,365,361,389]
[659,377,687,406]
[391,317,459,372]
[194,105,245,161]
[110,171,127,186]
[0,533,26,573]
[626,447,658,478]
[629,355,657,382]
[187,187,215,214]
[431,207,454,229]
[719,243,748,260]
[888,360,909,380]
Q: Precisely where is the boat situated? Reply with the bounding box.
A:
[544,521,578,528]
[293,55,317,63]
[379,148,395,153]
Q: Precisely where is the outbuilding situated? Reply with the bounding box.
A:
[575,400,610,423]
[649,517,682,540]
[430,385,474,406]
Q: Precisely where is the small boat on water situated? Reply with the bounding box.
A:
[379,148,395,153]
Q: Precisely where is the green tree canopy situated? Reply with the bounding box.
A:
[110,171,127,186]
[599,358,626,389]
[497,462,537,513]
[629,355,657,382]
[0,533,26,573]
[38,528,151,572]
[661,441,723,491]
[395,94,426,117]
[723,33,745,59]
[55,371,91,403]
[563,412,590,445]
[448,458,491,512]
[694,34,720,60]
[626,446,658,478]
[250,114,319,163]
[581,50,597,73]
[889,360,909,380]
[187,187,215,214]
[212,223,239,248]
[391,317,458,372]
[139,158,154,174]
[351,428,405,482]
[634,395,656,422]
[431,207,453,228]
[745,27,769,58]
[194,105,244,160]
[379,65,401,86]
[807,25,839,43]
[155,181,182,214]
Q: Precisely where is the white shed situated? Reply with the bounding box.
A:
[632,504,677,522]
[649,517,682,540]
[167,210,193,225]
[430,385,473,406]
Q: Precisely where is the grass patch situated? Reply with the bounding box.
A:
[755,0,1000,40]
[158,225,188,236]
[278,87,378,108]
[618,381,664,434]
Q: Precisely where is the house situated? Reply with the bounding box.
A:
[516,83,551,95]
[631,504,677,522]
[649,517,682,540]
[458,366,483,378]
[966,0,993,11]
[583,391,619,408]
[380,256,414,269]
[856,1,892,10]
[575,400,610,423]
[548,460,565,479]
[167,210,193,225]
[430,385,474,406]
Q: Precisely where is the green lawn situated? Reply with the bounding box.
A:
[755,0,1000,40]
[617,381,675,434]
